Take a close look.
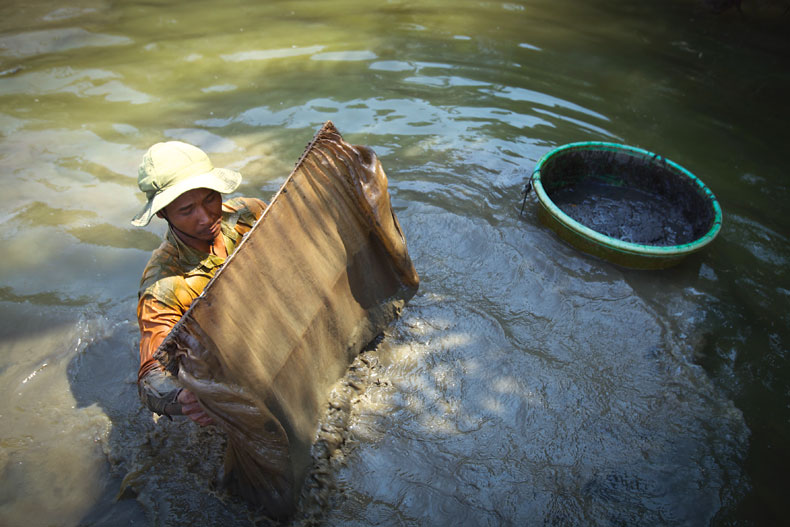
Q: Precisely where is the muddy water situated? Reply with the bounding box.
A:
[1,0,788,525]
[549,184,698,245]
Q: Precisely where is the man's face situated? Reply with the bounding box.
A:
[159,188,222,242]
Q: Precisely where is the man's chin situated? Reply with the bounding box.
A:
[200,224,220,240]
[184,229,214,242]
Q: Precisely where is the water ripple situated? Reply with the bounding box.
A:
[220,45,325,62]
[0,27,130,58]
[0,67,154,104]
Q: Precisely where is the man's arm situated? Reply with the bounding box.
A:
[137,295,212,424]
[137,294,183,417]
[137,294,182,381]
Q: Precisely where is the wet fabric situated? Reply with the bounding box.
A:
[155,122,419,518]
[136,197,266,381]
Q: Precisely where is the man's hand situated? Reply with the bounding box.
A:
[178,389,214,426]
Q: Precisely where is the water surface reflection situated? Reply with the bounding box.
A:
[0,0,787,525]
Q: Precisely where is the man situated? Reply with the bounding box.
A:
[131,141,266,425]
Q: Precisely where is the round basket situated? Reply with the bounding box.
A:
[530,142,722,269]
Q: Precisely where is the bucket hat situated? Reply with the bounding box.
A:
[131,141,241,227]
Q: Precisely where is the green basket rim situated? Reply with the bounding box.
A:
[531,141,723,257]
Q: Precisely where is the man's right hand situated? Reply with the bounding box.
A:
[178,389,214,426]
[138,368,182,418]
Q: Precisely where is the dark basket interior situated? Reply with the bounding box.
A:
[539,148,714,246]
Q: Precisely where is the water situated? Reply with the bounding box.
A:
[549,184,697,245]
[1,0,788,525]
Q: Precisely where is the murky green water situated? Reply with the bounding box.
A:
[1,0,788,525]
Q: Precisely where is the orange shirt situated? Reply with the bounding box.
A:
[136,197,266,381]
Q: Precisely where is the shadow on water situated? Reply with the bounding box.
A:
[521,182,789,525]
[525,195,789,526]
[65,314,266,526]
[304,197,750,525]
[332,311,739,525]
[692,234,790,525]
[66,318,149,526]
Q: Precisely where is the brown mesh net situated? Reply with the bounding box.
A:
[155,122,419,518]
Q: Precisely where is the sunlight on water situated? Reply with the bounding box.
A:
[0,0,788,525]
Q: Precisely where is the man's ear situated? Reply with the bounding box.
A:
[156,210,166,220]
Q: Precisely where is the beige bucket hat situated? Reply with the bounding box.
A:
[131,141,241,227]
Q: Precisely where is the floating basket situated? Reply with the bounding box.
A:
[529,142,722,269]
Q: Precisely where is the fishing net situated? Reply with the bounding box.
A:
[155,122,419,518]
